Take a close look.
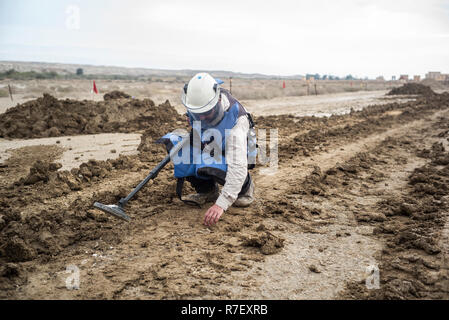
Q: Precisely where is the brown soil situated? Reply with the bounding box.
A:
[387,83,435,96]
[1,91,449,299]
[103,91,131,101]
[0,145,64,189]
[338,138,449,299]
[0,93,183,139]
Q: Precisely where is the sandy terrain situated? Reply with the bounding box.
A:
[0,133,141,171]
[0,80,182,115]
[1,77,409,115]
[0,83,448,300]
[241,90,414,117]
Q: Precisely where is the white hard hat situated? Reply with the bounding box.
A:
[181,73,220,114]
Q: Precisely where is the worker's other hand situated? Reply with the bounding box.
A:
[203,204,224,226]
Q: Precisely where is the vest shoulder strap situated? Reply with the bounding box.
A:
[221,88,255,129]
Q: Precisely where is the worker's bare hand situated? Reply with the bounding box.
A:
[203,204,224,226]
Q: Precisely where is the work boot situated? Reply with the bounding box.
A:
[233,179,255,207]
[183,185,219,206]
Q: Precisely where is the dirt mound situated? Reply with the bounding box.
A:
[22,160,62,185]
[103,90,131,100]
[16,156,140,194]
[0,94,183,139]
[420,79,449,91]
[242,231,285,255]
[0,157,144,263]
[3,236,38,262]
[0,263,27,292]
[387,83,435,96]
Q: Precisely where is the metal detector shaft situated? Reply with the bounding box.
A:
[118,134,189,207]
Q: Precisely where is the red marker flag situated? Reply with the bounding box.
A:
[93,80,98,94]
[282,81,286,89]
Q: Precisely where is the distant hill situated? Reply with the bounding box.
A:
[0,60,304,80]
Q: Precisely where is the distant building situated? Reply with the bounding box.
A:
[399,74,409,81]
[376,76,385,81]
[413,75,421,82]
[426,71,443,80]
[392,76,396,81]
[425,71,449,81]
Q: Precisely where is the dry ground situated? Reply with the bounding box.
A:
[0,78,405,115]
[0,84,448,300]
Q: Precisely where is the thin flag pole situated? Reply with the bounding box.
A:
[92,80,99,100]
[229,77,232,95]
[8,84,13,102]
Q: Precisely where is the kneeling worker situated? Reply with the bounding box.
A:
[162,72,256,226]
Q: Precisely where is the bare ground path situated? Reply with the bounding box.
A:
[242,90,414,117]
[5,102,449,299]
[223,109,448,299]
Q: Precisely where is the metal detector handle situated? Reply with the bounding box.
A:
[118,134,190,207]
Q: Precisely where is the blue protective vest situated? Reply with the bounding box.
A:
[160,99,256,181]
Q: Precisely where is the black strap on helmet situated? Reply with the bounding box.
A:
[246,113,255,129]
[183,82,218,95]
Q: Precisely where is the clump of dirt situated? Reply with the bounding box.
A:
[262,198,305,219]
[417,142,449,165]
[103,90,131,100]
[0,263,27,293]
[12,155,142,195]
[0,93,183,139]
[22,160,62,185]
[297,166,328,196]
[242,231,284,255]
[293,152,383,200]
[2,236,37,262]
[387,83,435,96]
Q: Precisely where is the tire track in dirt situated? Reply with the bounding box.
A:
[213,109,449,299]
[338,117,449,299]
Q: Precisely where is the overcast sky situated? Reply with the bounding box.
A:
[1,0,448,78]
